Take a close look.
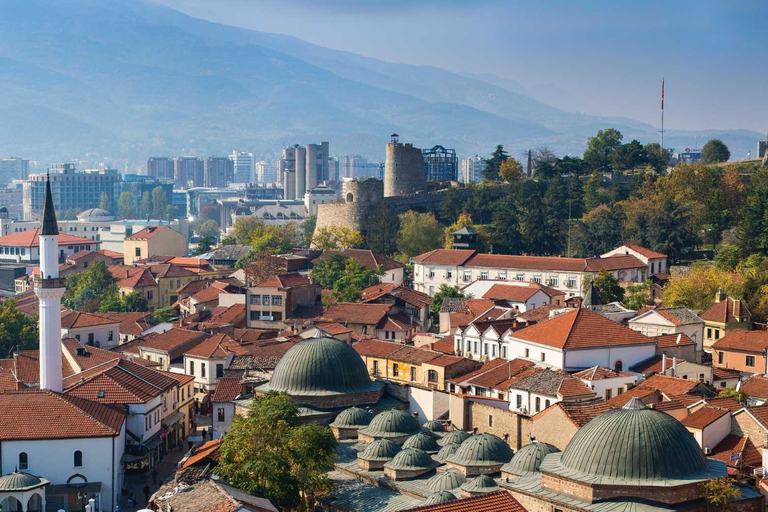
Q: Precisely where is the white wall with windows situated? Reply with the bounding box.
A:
[184,354,232,393]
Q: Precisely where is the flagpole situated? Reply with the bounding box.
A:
[660,78,665,150]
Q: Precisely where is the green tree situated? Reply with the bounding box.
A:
[701,477,740,511]
[195,219,220,239]
[610,140,648,171]
[140,191,152,219]
[584,270,625,304]
[396,211,443,258]
[312,226,362,251]
[583,128,623,171]
[330,258,382,303]
[151,186,169,219]
[192,235,215,256]
[490,193,524,255]
[582,171,605,212]
[121,291,149,312]
[437,187,466,224]
[0,299,39,357]
[217,392,337,511]
[117,191,135,220]
[717,386,748,405]
[64,260,118,312]
[645,143,671,173]
[646,198,699,264]
[153,308,173,324]
[310,254,349,290]
[362,203,398,256]
[99,192,111,212]
[232,216,263,245]
[714,244,743,271]
[301,215,317,247]
[430,284,464,317]
[701,139,731,165]
[499,158,524,183]
[624,281,653,311]
[481,145,508,180]
[567,174,584,219]
[572,205,626,257]
[220,235,237,246]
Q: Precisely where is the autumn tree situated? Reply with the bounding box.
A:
[499,157,524,183]
[701,477,740,512]
[312,226,362,250]
[396,211,443,258]
[232,216,263,245]
[242,249,286,286]
[444,212,475,249]
[662,264,743,311]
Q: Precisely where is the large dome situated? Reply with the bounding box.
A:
[261,337,382,397]
[447,433,513,467]
[77,208,115,221]
[359,409,420,439]
[0,472,47,491]
[330,407,373,428]
[501,442,560,477]
[556,399,709,483]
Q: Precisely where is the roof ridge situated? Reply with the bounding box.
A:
[114,361,165,392]
[50,391,121,435]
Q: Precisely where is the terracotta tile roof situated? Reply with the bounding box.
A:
[233,329,278,343]
[629,355,688,375]
[573,366,633,381]
[141,328,206,353]
[624,244,667,259]
[92,312,153,336]
[401,490,527,512]
[185,334,247,358]
[388,346,441,365]
[667,394,706,407]
[204,304,246,328]
[585,255,646,271]
[482,283,550,302]
[178,279,215,295]
[431,338,456,354]
[0,228,99,248]
[320,303,392,326]
[255,272,312,289]
[0,390,124,440]
[639,374,700,396]
[682,406,730,428]
[700,297,751,324]
[654,333,696,348]
[109,265,157,288]
[516,304,570,324]
[709,434,762,469]
[412,249,476,266]
[464,299,496,317]
[713,367,741,381]
[151,477,277,512]
[126,225,173,240]
[465,359,536,390]
[181,439,223,469]
[705,397,744,413]
[512,308,653,349]
[425,354,469,368]
[741,375,768,399]
[212,377,243,402]
[7,350,76,385]
[61,309,120,329]
[97,249,124,259]
[551,399,611,427]
[448,358,509,385]
[712,330,768,353]
[360,283,431,308]
[64,358,178,403]
[377,313,416,332]
[162,370,195,387]
[558,378,596,398]
[0,371,19,391]
[652,399,686,412]
[315,322,352,335]
[467,253,587,272]
[62,338,134,371]
[606,386,661,407]
[353,339,404,358]
[190,285,229,304]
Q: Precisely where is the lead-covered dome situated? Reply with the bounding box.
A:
[426,470,466,492]
[437,430,471,447]
[261,337,382,397]
[403,433,440,453]
[384,448,438,471]
[555,398,709,483]
[424,491,457,505]
[359,409,420,439]
[77,208,115,221]
[0,472,47,491]
[501,442,560,477]
[330,407,373,428]
[460,474,499,493]
[359,439,401,462]
[446,433,513,467]
[434,443,462,463]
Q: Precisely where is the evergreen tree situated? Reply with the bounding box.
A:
[481,145,508,180]
[567,174,584,219]
[139,191,152,219]
[362,203,398,256]
[117,191,135,219]
[99,192,111,213]
[701,139,731,164]
[582,172,604,212]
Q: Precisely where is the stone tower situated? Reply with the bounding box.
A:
[384,134,425,197]
[34,175,65,392]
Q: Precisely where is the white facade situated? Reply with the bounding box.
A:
[212,401,235,436]
[687,412,731,453]
[229,151,254,184]
[184,354,233,392]
[255,161,277,185]
[628,310,704,353]
[461,280,552,313]
[602,245,668,276]
[63,322,120,350]
[578,374,638,401]
[304,186,340,217]
[461,156,484,183]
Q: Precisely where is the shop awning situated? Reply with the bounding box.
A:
[163,411,186,427]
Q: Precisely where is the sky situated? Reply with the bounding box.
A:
[155,0,768,133]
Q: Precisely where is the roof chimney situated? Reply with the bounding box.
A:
[672,356,677,376]
[716,288,725,303]
[661,353,667,373]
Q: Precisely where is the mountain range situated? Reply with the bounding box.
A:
[0,0,762,169]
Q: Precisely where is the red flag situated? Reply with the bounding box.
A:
[661,79,665,110]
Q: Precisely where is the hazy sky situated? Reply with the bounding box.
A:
[155,0,768,133]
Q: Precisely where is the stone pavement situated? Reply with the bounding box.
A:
[119,447,187,511]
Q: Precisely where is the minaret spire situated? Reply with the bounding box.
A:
[35,173,65,392]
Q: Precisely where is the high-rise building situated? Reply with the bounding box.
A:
[229,151,254,183]
[256,161,277,184]
[146,157,175,180]
[461,155,484,183]
[422,145,458,182]
[341,155,384,179]
[175,156,205,188]
[0,157,29,185]
[278,142,330,199]
[328,156,340,182]
[22,165,121,221]
[205,156,234,188]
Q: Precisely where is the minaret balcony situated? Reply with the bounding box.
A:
[33,275,66,289]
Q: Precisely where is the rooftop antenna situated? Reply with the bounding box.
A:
[660,78,665,150]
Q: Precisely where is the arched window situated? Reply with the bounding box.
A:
[614,360,623,372]
[346,193,354,203]
[74,450,83,467]
[18,452,28,470]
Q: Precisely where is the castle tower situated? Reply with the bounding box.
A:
[34,175,65,392]
[384,134,425,197]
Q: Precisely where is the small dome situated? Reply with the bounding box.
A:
[77,208,114,221]
[426,470,466,492]
[0,472,46,491]
[557,399,710,483]
[261,337,382,397]
[501,442,560,477]
[422,420,445,433]
[384,448,438,471]
[0,207,8,213]
[359,409,420,439]
[403,433,440,453]
[447,433,513,467]
[433,443,462,463]
[330,407,373,428]
[437,430,471,446]
[358,439,401,462]
[424,491,457,505]
[460,474,499,493]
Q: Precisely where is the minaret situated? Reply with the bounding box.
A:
[35,175,65,392]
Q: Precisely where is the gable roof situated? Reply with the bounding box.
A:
[61,309,120,329]
[483,283,542,302]
[109,265,157,288]
[712,330,768,353]
[573,366,633,381]
[640,374,701,396]
[360,283,431,308]
[682,406,730,429]
[63,358,179,403]
[141,328,206,353]
[212,377,243,402]
[700,296,751,324]
[623,244,667,259]
[654,333,696,348]
[185,334,246,359]
[740,375,768,399]
[126,225,176,240]
[0,229,98,248]
[539,399,611,428]
[606,386,661,407]
[255,273,312,289]
[320,303,392,326]
[412,249,476,266]
[655,307,703,326]
[460,359,536,390]
[709,434,762,469]
[511,308,653,350]
[92,311,153,336]
[353,339,404,358]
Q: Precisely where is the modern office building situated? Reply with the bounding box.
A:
[229,151,254,184]
[341,155,384,179]
[205,156,234,188]
[146,157,175,180]
[255,161,277,185]
[279,142,330,199]
[175,156,205,188]
[422,145,458,182]
[0,157,29,186]
[461,155,484,183]
[22,165,120,221]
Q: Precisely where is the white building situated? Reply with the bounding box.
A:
[461,280,562,312]
[601,244,668,277]
[229,151,254,184]
[304,185,340,217]
[628,307,705,354]
[0,228,99,264]
[461,155,484,183]
[572,366,638,401]
[61,310,121,349]
[183,334,242,393]
[255,160,277,185]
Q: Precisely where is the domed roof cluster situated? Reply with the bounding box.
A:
[501,442,560,477]
[359,439,401,462]
[446,433,513,467]
[403,433,440,453]
[460,474,499,493]
[422,420,445,433]
[0,472,48,491]
[330,407,373,429]
[385,448,439,471]
[359,409,420,439]
[437,430,470,446]
[261,337,383,398]
[555,399,711,483]
[424,491,457,505]
[434,443,462,463]
[426,470,466,492]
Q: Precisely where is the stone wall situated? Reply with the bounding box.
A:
[530,406,579,451]
[468,400,532,451]
[731,411,768,446]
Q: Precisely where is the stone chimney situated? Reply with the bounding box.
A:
[662,353,667,373]
[715,288,726,303]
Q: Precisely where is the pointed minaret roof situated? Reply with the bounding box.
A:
[40,174,59,236]
[582,283,601,307]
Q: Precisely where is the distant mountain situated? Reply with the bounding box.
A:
[0,0,761,167]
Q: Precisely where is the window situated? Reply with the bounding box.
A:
[74,451,83,467]
[715,330,720,340]
[446,270,452,279]
[545,399,550,408]
[393,364,399,377]
[614,360,623,372]
[746,355,755,367]
[147,291,153,300]
[250,295,261,305]
[699,373,705,382]
[373,360,379,375]
[707,328,712,339]
[135,247,141,258]
[201,363,207,377]
[541,352,546,362]
[262,295,270,305]
[216,364,224,379]
[410,367,416,381]
[502,346,507,358]
[525,348,530,358]
[75,334,80,341]
[488,415,493,427]
[718,352,724,364]
[567,277,576,288]
[474,341,478,353]
[428,370,438,383]
[218,408,225,422]
[617,388,623,395]
[480,271,489,280]
[463,271,472,282]
[549,277,558,287]
[190,361,195,374]
[108,330,114,341]
[533,275,542,284]
[606,389,613,399]
[249,311,259,321]
[535,397,541,412]
[498,271,507,280]
[516,395,522,409]
[272,295,282,306]
[19,452,28,470]
[88,333,94,344]
[516,274,525,281]
[429,268,435,278]
[492,345,496,357]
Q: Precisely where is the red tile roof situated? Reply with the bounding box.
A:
[543,399,611,427]
[92,312,153,336]
[712,330,768,353]
[709,434,762,469]
[705,397,744,413]
[654,333,696,348]
[512,308,653,349]
[425,354,470,368]
[353,339,404,358]
[713,367,741,382]
[401,491,527,512]
[0,228,99,248]
[360,283,431,308]
[700,297,751,324]
[181,439,223,469]
[606,386,661,407]
[483,283,544,302]
[212,377,243,402]
[0,390,124,440]
[315,322,352,335]
[431,338,456,355]
[741,375,768,399]
[640,374,701,396]
[412,249,476,266]
[126,225,174,240]
[320,303,392,326]
[185,334,246,359]
[61,310,120,329]
[141,328,207,353]
[109,266,157,288]
[584,255,646,271]
[623,244,667,259]
[377,313,416,332]
[255,273,312,289]
[465,359,536,390]
[64,358,178,403]
[682,406,730,428]
[233,328,278,343]
[630,355,688,375]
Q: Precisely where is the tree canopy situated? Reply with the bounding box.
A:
[0,299,38,357]
[701,139,731,165]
